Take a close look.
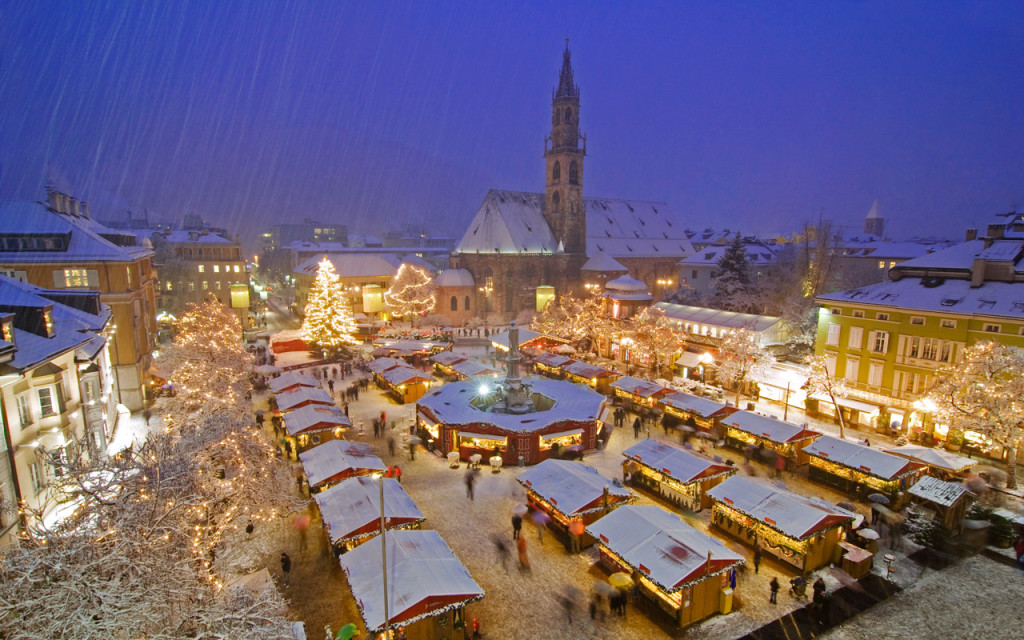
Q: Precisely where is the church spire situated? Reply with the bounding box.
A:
[556,39,578,99]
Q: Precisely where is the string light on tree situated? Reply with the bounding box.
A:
[384,263,437,319]
[301,256,359,352]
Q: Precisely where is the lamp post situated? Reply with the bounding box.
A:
[230,284,250,343]
[783,379,791,422]
[376,473,389,638]
[699,352,713,385]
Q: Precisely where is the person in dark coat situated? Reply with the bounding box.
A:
[512,513,523,539]
[280,552,291,587]
[769,577,779,604]
[753,546,762,573]
[633,417,641,439]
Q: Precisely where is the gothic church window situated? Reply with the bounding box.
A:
[450,296,458,311]
[569,160,579,185]
[464,296,471,310]
[552,192,560,208]
[552,161,560,182]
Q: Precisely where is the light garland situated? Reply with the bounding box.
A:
[301,256,360,350]
[383,264,436,318]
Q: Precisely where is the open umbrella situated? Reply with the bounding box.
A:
[837,501,858,512]
[334,623,358,640]
[512,504,529,517]
[774,481,787,490]
[408,436,423,445]
[858,528,880,540]
[594,581,617,597]
[867,493,891,505]
[609,572,633,589]
[569,521,585,537]
[531,511,551,526]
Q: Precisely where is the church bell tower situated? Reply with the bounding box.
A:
[544,41,587,255]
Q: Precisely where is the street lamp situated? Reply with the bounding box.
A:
[374,473,390,638]
[699,352,713,385]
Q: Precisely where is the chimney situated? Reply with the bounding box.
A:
[965,228,978,241]
[47,190,60,211]
[81,202,90,219]
[987,223,1005,240]
[67,197,79,217]
[971,258,986,287]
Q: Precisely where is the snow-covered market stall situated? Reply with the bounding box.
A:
[367,356,406,381]
[658,391,735,438]
[586,505,744,629]
[707,475,856,571]
[281,405,352,458]
[378,365,434,403]
[885,443,976,480]
[623,438,735,511]
[315,476,425,553]
[275,385,335,412]
[907,475,975,534]
[805,435,926,505]
[532,352,573,378]
[339,529,484,640]
[447,359,501,381]
[298,439,386,492]
[610,376,672,415]
[430,351,468,377]
[720,410,821,468]
[516,459,633,548]
[561,360,621,395]
[267,371,320,394]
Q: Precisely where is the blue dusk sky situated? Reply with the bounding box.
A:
[1,1,1022,248]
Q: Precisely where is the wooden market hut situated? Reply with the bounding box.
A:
[315,476,425,553]
[622,438,735,511]
[805,436,926,505]
[449,359,501,380]
[658,392,736,438]
[533,352,573,378]
[267,371,320,394]
[587,505,744,629]
[707,476,855,572]
[885,444,976,480]
[298,439,386,492]
[610,376,671,415]
[562,360,620,395]
[275,385,335,413]
[339,529,484,640]
[379,366,434,403]
[907,475,975,534]
[367,356,406,381]
[720,411,820,468]
[282,405,352,458]
[431,351,467,377]
[516,459,633,548]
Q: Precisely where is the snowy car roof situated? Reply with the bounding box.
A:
[315,476,424,545]
[660,392,730,418]
[623,439,735,484]
[298,440,386,489]
[804,436,924,480]
[707,476,855,540]
[610,376,669,399]
[885,444,976,473]
[283,405,351,436]
[276,386,335,412]
[431,351,468,367]
[380,366,433,386]
[721,411,819,444]
[268,372,320,394]
[417,376,605,434]
[367,357,406,374]
[908,476,974,508]
[586,505,744,592]
[516,459,632,517]
[340,529,484,633]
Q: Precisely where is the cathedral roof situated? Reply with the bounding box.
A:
[556,43,579,99]
[456,190,694,259]
[581,252,627,272]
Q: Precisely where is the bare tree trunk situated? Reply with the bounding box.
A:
[1007,445,1017,490]
[829,393,846,439]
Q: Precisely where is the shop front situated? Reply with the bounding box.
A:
[623,438,735,511]
[720,410,821,467]
[804,435,926,505]
[658,392,736,438]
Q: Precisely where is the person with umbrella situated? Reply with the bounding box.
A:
[568,520,584,554]
[531,509,550,543]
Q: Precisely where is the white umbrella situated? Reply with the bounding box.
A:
[858,528,880,540]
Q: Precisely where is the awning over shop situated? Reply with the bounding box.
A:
[541,428,583,441]
[810,393,880,414]
[457,431,506,442]
[675,352,705,368]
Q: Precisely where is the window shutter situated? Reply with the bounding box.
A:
[848,326,863,349]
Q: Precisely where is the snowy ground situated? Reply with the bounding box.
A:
[246,339,1024,640]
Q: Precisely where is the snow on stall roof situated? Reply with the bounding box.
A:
[489,327,541,350]
[339,529,484,633]
[610,376,668,399]
[372,339,447,353]
[417,376,605,433]
[585,505,743,592]
[707,476,855,540]
[516,459,632,517]
[818,277,1024,320]
[380,366,433,386]
[367,357,406,374]
[276,386,335,412]
[804,436,922,480]
[430,351,467,366]
[298,440,386,489]
[605,275,648,292]
[721,411,819,444]
[562,360,616,379]
[293,253,399,278]
[315,476,424,545]
[653,302,782,333]
[433,268,475,287]
[268,372,320,394]
[581,252,627,272]
[908,475,973,508]
[282,405,350,436]
[661,392,729,418]
[885,444,976,473]
[534,353,573,368]
[623,439,735,484]
[450,360,501,378]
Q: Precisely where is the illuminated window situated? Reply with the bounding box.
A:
[198,265,205,273]
[43,310,53,335]
[213,265,220,273]
[215,281,222,290]
[63,268,89,287]
[878,260,886,269]
[189,282,195,291]
[165,281,173,291]
[202,281,209,290]
[234,265,240,273]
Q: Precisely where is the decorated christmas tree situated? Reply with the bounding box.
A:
[301,256,358,351]
[384,263,436,319]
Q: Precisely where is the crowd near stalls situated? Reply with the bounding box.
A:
[315,476,425,554]
[587,505,745,629]
[623,439,735,511]
[907,475,976,534]
[804,436,926,505]
[298,439,386,492]
[610,376,673,415]
[658,392,735,439]
[885,443,976,480]
[707,476,856,572]
[719,410,821,468]
[516,459,634,549]
[282,405,352,457]
[339,530,484,640]
[416,376,606,465]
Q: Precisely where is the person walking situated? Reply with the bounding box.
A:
[465,469,476,500]
[632,417,641,439]
[516,534,530,572]
[394,465,402,484]
[387,436,396,457]
[280,552,292,587]
[493,536,510,572]
[769,577,779,604]
[327,379,335,394]
[812,577,826,601]
[512,513,523,540]
[753,546,762,574]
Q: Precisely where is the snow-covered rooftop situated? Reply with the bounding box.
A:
[610,376,668,399]
[431,351,468,367]
[908,475,974,508]
[707,476,855,540]
[380,366,433,386]
[268,371,320,394]
[660,392,730,418]
[160,230,233,243]
[534,353,573,368]
[276,386,335,412]
[339,529,484,633]
[315,476,424,545]
[367,357,406,374]
[434,268,475,287]
[653,302,782,333]
[450,360,501,378]
[623,439,735,484]
[516,459,632,517]
[817,277,1024,320]
[298,439,386,489]
[804,436,924,480]
[586,505,744,592]
[720,411,819,444]
[417,376,605,434]
[678,243,775,266]
[282,405,351,436]
[885,444,976,473]
[489,327,541,350]
[581,252,627,273]
[293,253,398,279]
[562,360,617,379]
[0,201,152,263]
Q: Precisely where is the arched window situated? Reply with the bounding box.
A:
[565,107,572,123]
[450,295,458,311]
[569,160,579,185]
[552,192,560,208]
[464,295,471,310]
[552,161,560,182]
